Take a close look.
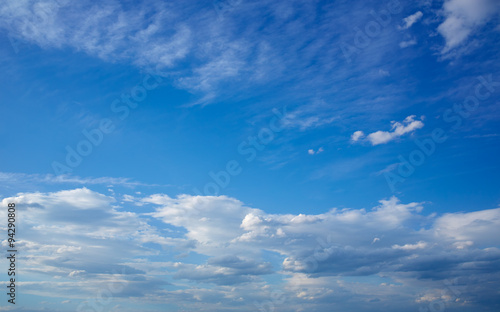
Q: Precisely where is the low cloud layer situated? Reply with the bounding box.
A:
[1,188,499,311]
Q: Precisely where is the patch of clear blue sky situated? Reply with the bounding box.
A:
[0,0,499,215]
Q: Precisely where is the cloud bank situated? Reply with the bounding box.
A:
[1,188,499,311]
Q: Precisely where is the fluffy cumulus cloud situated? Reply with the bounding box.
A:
[352,115,424,146]
[437,0,500,53]
[308,147,324,155]
[351,130,365,142]
[0,188,171,307]
[2,189,500,311]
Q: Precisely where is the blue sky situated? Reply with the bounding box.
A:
[0,0,499,311]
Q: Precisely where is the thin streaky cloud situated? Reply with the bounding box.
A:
[0,172,166,187]
[399,38,417,48]
[399,11,423,30]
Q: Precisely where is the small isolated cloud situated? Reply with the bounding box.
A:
[352,115,424,146]
[399,38,417,48]
[399,11,423,30]
[392,241,428,250]
[68,270,85,277]
[437,0,500,53]
[351,130,365,142]
[378,69,390,77]
[308,147,324,155]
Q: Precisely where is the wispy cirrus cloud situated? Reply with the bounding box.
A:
[0,172,164,188]
[0,0,275,106]
[0,0,411,112]
[0,0,190,67]
[399,11,423,30]
[399,38,417,48]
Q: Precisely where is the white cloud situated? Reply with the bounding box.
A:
[282,109,337,131]
[0,188,170,301]
[392,241,428,250]
[399,11,423,30]
[0,1,190,67]
[0,0,287,106]
[0,1,236,104]
[0,0,429,109]
[143,193,500,288]
[2,189,500,310]
[0,171,160,187]
[353,115,424,146]
[378,69,390,77]
[437,0,500,53]
[433,208,500,247]
[143,194,256,252]
[399,38,417,48]
[308,147,324,155]
[351,130,365,142]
